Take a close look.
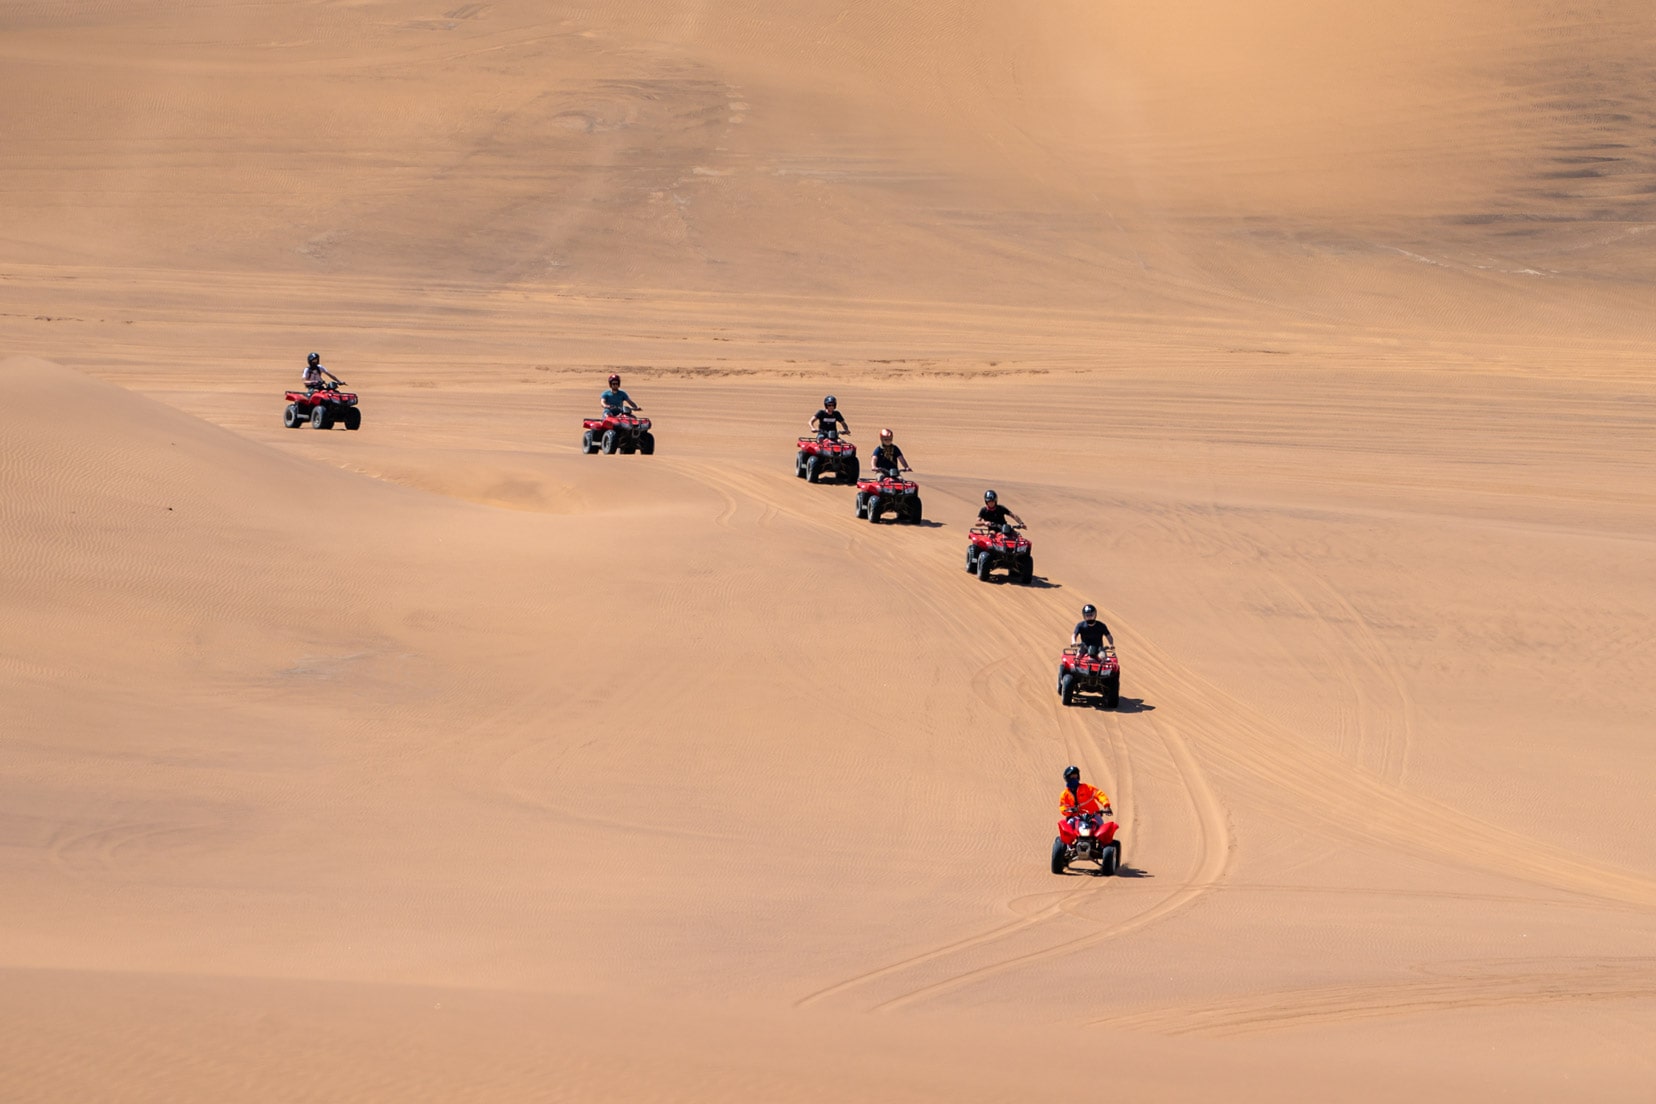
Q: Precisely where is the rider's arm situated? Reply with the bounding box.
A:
[1010,510,1025,526]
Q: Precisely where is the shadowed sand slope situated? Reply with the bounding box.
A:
[3,1,1656,1101]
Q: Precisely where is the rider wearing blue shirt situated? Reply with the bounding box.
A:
[601,373,639,417]
[871,428,911,476]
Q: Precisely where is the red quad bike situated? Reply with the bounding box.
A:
[966,524,1033,584]
[795,435,859,483]
[1058,645,1121,709]
[855,472,923,523]
[284,381,361,430]
[1052,812,1122,875]
[582,410,655,455]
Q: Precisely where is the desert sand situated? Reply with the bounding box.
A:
[3,2,1655,1100]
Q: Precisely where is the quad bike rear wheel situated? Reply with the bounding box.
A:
[283,403,304,428]
[1050,837,1068,875]
[1060,673,1076,706]
[639,432,655,455]
[310,405,330,429]
[342,407,362,431]
[582,430,598,454]
[601,429,618,454]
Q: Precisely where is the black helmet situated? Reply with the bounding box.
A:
[984,489,997,503]
[307,352,320,367]
[1063,765,1080,781]
[823,395,837,406]
[1082,604,1097,618]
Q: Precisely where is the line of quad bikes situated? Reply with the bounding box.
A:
[789,431,1125,875]
[280,387,1122,876]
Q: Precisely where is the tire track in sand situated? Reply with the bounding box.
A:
[788,479,1232,1011]
[1092,956,1656,1037]
[601,459,1233,1013]
[866,707,1231,1011]
[1127,631,1656,910]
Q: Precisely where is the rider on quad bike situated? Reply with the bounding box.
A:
[1052,764,1121,875]
[974,489,1025,532]
[1073,604,1116,658]
[303,352,341,392]
[601,373,640,417]
[1060,764,1113,821]
[809,395,849,441]
[871,429,911,477]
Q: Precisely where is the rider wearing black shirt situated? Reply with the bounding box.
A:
[810,395,849,440]
[1072,604,1115,657]
[975,490,1024,531]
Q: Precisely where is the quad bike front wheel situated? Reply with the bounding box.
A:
[844,458,859,483]
[1099,842,1121,876]
[806,456,821,483]
[342,407,362,431]
[310,405,330,429]
[865,496,881,523]
[976,551,993,581]
[1102,674,1120,710]
[1050,837,1068,875]
[795,451,807,478]
[965,547,977,573]
[639,432,655,455]
[601,429,618,454]
[1018,556,1034,584]
[1060,673,1077,706]
[907,496,923,523]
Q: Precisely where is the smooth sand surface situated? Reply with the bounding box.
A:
[3,2,1655,1100]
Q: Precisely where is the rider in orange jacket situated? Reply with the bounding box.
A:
[1059,765,1113,819]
